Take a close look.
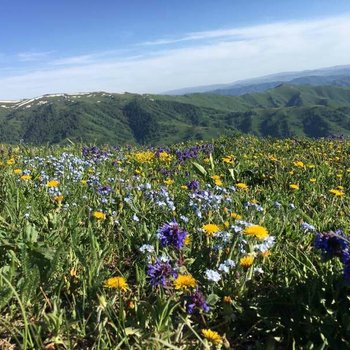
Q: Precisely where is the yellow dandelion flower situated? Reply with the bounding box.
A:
[230,212,242,220]
[329,189,345,197]
[244,225,269,240]
[93,211,106,220]
[211,175,222,186]
[215,179,223,186]
[309,178,316,183]
[134,151,154,163]
[174,274,197,290]
[6,158,15,165]
[240,255,254,267]
[13,168,22,174]
[47,180,60,188]
[222,155,234,164]
[164,178,174,186]
[181,185,188,190]
[21,174,32,181]
[54,195,64,202]
[184,235,191,246]
[289,184,299,190]
[236,182,248,190]
[293,161,304,168]
[201,329,223,346]
[202,223,221,236]
[261,250,271,258]
[159,151,172,162]
[80,180,87,185]
[104,276,128,291]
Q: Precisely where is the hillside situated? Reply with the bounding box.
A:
[2,85,350,145]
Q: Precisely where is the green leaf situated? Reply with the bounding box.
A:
[192,162,207,177]
[206,293,220,305]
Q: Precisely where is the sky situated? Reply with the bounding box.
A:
[1,0,350,99]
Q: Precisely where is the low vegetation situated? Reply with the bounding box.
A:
[1,135,350,349]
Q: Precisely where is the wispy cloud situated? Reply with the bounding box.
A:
[1,14,350,99]
[49,49,145,66]
[17,51,53,62]
[139,15,349,46]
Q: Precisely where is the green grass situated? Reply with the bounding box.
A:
[1,135,350,349]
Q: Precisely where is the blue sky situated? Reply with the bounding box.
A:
[1,0,350,99]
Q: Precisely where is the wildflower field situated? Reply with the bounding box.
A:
[1,135,350,349]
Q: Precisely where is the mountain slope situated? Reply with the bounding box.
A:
[2,85,350,145]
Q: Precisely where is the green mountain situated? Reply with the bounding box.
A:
[2,85,350,145]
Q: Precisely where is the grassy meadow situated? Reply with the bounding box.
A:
[1,135,350,349]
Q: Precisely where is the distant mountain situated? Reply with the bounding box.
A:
[2,84,350,145]
[164,65,350,96]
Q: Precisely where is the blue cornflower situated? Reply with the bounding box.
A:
[157,220,187,250]
[185,289,210,314]
[147,259,177,287]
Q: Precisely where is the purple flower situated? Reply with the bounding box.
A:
[175,144,214,164]
[147,259,177,287]
[314,229,350,261]
[157,220,187,250]
[82,146,109,161]
[187,180,199,191]
[185,289,210,314]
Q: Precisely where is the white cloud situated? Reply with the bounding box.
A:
[1,14,350,99]
[17,51,53,62]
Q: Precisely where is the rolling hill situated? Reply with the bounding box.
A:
[1,84,350,145]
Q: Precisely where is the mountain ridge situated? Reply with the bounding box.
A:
[2,84,350,145]
[164,64,350,96]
